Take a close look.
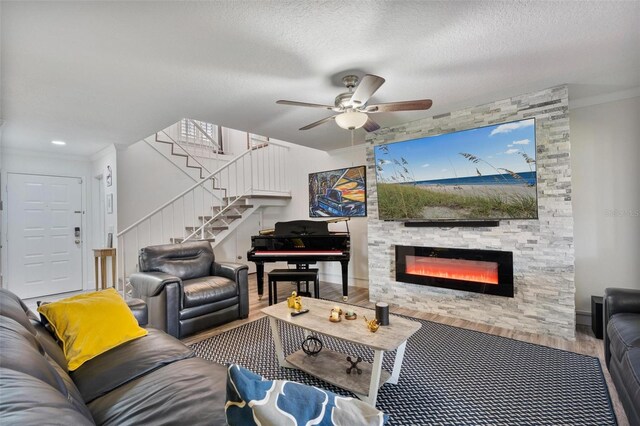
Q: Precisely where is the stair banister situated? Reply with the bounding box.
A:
[117,123,291,294]
[157,129,213,176]
[117,147,254,238]
[188,119,220,152]
[182,191,249,241]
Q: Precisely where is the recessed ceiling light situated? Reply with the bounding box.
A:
[51,140,66,145]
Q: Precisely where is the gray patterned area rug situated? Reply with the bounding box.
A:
[191,316,616,425]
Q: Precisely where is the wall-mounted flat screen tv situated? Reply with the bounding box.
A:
[374,118,537,221]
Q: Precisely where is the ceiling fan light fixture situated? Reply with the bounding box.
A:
[335,111,368,130]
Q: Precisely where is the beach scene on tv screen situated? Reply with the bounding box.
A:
[374,118,537,220]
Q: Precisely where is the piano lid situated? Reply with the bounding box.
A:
[258,218,350,236]
[274,220,329,236]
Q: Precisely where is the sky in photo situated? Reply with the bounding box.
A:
[375,118,536,182]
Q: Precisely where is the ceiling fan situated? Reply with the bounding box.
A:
[276,74,432,132]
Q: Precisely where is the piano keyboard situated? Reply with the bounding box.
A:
[254,250,343,256]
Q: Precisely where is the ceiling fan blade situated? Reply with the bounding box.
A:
[366,99,433,113]
[299,115,336,130]
[362,117,380,132]
[276,100,335,110]
[349,74,385,106]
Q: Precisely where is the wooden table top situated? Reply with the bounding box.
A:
[93,248,116,256]
[261,297,421,351]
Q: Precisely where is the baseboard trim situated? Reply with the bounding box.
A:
[576,310,592,327]
[318,273,368,288]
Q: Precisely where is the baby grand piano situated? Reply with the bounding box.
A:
[247,220,350,300]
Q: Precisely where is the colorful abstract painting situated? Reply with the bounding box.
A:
[309,166,367,217]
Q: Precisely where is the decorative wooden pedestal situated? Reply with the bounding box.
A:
[93,248,116,290]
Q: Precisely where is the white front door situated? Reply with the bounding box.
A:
[7,173,83,299]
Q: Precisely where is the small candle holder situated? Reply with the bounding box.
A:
[329,307,342,322]
[345,310,357,320]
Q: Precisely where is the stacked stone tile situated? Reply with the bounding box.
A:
[366,85,575,339]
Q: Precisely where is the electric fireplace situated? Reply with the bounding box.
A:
[395,246,514,297]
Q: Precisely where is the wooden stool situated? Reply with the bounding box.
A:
[93,248,116,290]
[267,269,319,306]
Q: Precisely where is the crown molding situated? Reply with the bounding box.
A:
[570,86,640,110]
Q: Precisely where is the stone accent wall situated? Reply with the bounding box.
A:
[366,86,575,339]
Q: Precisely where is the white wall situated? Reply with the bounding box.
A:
[259,141,369,287]
[117,140,194,231]
[223,127,253,156]
[1,148,94,291]
[0,127,4,284]
[214,210,261,271]
[118,132,369,289]
[571,95,640,313]
[257,95,640,313]
[91,145,117,247]
[90,145,118,287]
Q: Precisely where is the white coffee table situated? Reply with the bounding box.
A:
[261,297,421,406]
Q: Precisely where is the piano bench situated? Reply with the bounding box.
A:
[268,269,319,306]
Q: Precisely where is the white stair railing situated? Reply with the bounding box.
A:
[116,138,290,290]
[188,119,221,151]
[175,118,222,159]
[147,130,213,180]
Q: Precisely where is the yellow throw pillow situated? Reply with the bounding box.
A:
[37,288,148,371]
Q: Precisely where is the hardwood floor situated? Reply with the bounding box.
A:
[183,274,628,425]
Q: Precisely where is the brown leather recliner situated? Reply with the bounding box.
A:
[129,241,249,339]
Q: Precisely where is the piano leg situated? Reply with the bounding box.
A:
[256,262,265,300]
[341,260,349,301]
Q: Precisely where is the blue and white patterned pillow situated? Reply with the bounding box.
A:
[225,364,388,426]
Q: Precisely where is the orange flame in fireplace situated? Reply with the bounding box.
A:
[405,256,499,285]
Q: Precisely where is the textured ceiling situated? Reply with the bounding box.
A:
[1,1,639,155]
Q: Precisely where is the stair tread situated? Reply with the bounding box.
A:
[198,213,245,220]
[200,211,251,221]
[211,204,253,211]
[223,194,291,201]
[184,226,229,231]
[170,238,216,243]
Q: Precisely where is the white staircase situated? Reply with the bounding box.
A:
[173,195,290,244]
[117,119,291,287]
[146,119,225,184]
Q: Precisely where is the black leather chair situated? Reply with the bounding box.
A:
[129,241,249,339]
[604,287,640,425]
